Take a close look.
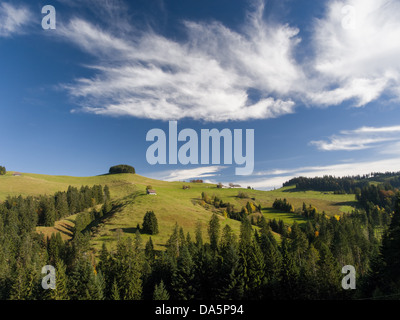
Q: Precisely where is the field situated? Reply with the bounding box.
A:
[0,171,358,252]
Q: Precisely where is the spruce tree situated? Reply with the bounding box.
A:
[171,246,195,300]
[115,238,142,300]
[192,245,218,299]
[104,185,111,202]
[111,278,120,300]
[220,224,237,251]
[366,196,400,296]
[51,259,69,300]
[10,261,30,300]
[145,237,155,262]
[260,232,282,292]
[239,218,252,250]
[195,221,203,248]
[166,223,180,258]
[208,214,221,252]
[289,222,309,268]
[279,237,299,299]
[298,244,320,299]
[216,244,244,300]
[317,243,341,299]
[153,280,170,300]
[91,270,105,300]
[142,211,159,235]
[246,239,265,299]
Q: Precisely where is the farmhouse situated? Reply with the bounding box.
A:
[13,172,22,176]
[147,189,157,195]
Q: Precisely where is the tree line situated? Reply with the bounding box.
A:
[283,172,400,195]
[0,184,111,228]
[0,166,5,175]
[283,176,369,194]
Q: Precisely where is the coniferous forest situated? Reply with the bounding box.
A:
[0,177,399,301]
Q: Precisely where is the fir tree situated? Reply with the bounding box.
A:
[317,243,341,299]
[166,223,180,258]
[111,278,120,300]
[142,211,159,235]
[246,239,265,299]
[208,214,221,252]
[103,185,111,202]
[260,232,282,296]
[220,224,237,251]
[91,270,105,300]
[216,244,244,300]
[195,221,203,248]
[153,280,170,300]
[279,237,299,299]
[10,263,27,300]
[145,237,155,262]
[51,259,69,300]
[171,246,195,300]
[115,238,143,300]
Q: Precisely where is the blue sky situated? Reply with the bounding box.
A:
[2,0,400,189]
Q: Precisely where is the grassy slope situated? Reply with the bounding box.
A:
[0,171,357,252]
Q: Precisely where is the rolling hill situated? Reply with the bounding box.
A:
[0,170,358,253]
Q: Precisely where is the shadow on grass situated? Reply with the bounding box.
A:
[81,200,129,235]
[282,188,307,193]
[109,227,139,234]
[332,201,359,207]
[55,223,74,238]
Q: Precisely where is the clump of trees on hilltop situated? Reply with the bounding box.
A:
[109,164,135,174]
[0,166,6,175]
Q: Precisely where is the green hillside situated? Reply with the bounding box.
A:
[0,171,358,252]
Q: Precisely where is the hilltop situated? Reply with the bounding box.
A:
[0,170,359,252]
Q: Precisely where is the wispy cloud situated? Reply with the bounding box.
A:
[238,157,400,190]
[310,125,400,151]
[56,0,301,122]
[57,0,400,121]
[149,166,226,182]
[0,2,32,37]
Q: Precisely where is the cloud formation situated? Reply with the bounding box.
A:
[238,157,400,190]
[58,0,400,121]
[150,166,225,182]
[57,1,301,122]
[310,125,400,151]
[0,0,378,122]
[309,0,400,106]
[0,2,32,37]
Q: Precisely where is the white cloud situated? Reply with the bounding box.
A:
[0,3,32,37]
[310,125,400,151]
[238,157,400,190]
[57,2,301,122]
[309,0,400,106]
[55,0,400,120]
[149,166,226,182]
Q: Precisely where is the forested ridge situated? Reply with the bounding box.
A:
[283,171,400,194]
